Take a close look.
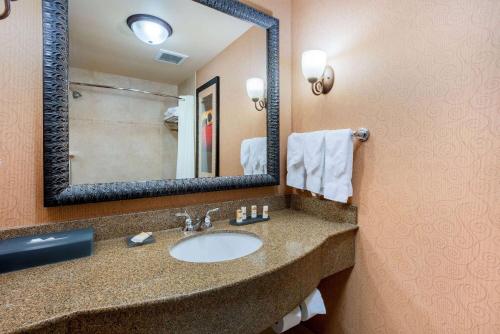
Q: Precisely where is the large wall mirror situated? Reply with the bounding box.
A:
[42,0,279,206]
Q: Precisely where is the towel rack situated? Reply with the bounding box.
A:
[0,0,17,20]
[352,128,370,142]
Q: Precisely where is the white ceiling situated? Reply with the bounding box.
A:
[69,0,255,85]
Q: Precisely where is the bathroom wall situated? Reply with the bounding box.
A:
[178,74,196,97]
[69,67,178,184]
[0,0,291,228]
[196,26,267,177]
[291,0,500,333]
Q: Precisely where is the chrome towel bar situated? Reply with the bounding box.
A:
[352,128,370,142]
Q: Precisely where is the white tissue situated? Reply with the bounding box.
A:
[300,288,326,321]
[28,237,59,244]
[272,306,302,333]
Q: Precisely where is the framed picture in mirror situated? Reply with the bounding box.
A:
[196,77,220,178]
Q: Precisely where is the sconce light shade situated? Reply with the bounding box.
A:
[246,77,266,111]
[301,49,334,95]
[246,77,265,101]
[301,50,327,83]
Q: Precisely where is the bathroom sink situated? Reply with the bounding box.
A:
[169,231,262,263]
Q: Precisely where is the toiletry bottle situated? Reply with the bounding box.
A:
[236,209,243,223]
[262,205,269,219]
[241,206,247,220]
[251,205,257,218]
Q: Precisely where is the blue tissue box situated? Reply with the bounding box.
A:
[0,228,94,273]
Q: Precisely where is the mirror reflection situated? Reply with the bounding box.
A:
[68,0,267,185]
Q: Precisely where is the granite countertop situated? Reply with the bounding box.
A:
[0,209,357,334]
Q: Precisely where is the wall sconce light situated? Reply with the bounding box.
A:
[246,77,267,111]
[0,0,18,21]
[301,50,334,95]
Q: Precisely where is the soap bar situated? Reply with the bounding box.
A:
[131,232,152,243]
[126,234,155,248]
[0,228,94,274]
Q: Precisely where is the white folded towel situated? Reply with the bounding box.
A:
[240,137,267,175]
[303,131,327,195]
[164,107,178,120]
[300,288,326,321]
[286,133,306,190]
[323,129,353,203]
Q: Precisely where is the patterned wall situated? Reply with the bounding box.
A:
[0,0,291,228]
[291,0,499,333]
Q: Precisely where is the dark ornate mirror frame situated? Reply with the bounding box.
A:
[42,0,280,206]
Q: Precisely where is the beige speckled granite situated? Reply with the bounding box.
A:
[289,194,357,224]
[261,324,314,334]
[0,196,289,241]
[0,209,357,334]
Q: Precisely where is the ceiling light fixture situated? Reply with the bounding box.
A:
[127,14,173,45]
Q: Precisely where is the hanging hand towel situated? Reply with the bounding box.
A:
[241,137,267,175]
[250,137,267,174]
[303,131,327,195]
[323,129,353,203]
[286,133,306,190]
[240,139,253,175]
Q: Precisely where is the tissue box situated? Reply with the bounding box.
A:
[0,228,94,273]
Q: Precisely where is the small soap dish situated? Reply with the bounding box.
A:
[126,235,155,248]
[229,215,270,226]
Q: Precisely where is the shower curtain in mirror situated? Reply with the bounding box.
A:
[176,95,196,179]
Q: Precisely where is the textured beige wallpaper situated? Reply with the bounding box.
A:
[197,26,267,177]
[291,0,500,333]
[0,0,291,228]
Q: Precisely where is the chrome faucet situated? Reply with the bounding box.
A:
[175,211,196,232]
[175,208,219,232]
[202,208,220,230]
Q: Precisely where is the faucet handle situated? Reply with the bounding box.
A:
[205,208,220,219]
[175,211,191,220]
[203,208,220,229]
[176,211,194,231]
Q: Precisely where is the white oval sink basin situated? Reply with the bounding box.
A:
[169,231,262,263]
